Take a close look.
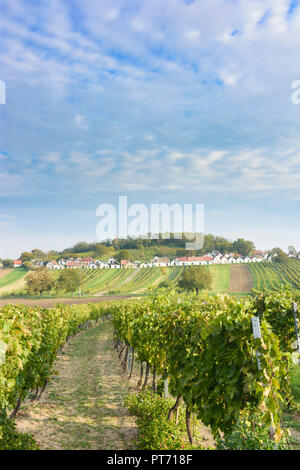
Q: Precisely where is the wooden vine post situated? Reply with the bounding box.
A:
[292,303,300,365]
[164,378,169,399]
[251,316,262,370]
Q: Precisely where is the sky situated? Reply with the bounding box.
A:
[1,0,300,258]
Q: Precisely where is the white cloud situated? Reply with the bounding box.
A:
[74,114,89,130]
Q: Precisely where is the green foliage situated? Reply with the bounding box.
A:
[125,390,202,450]
[2,259,13,268]
[23,261,35,271]
[231,238,255,257]
[20,252,33,263]
[291,363,300,403]
[57,268,80,294]
[17,233,258,264]
[216,410,289,450]
[248,260,300,291]
[272,248,289,264]
[111,291,288,443]
[116,249,131,262]
[158,281,170,289]
[0,414,39,450]
[253,290,298,409]
[25,267,55,295]
[94,243,112,258]
[0,302,107,445]
[31,248,46,259]
[178,266,212,291]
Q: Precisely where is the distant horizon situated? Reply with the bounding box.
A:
[2,233,297,261]
[1,1,300,260]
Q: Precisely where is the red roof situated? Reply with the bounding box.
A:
[66,261,78,266]
[121,259,128,265]
[13,260,22,265]
[81,257,94,261]
[177,256,213,262]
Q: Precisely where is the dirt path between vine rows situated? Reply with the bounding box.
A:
[15,322,138,450]
[0,294,135,308]
[229,264,253,292]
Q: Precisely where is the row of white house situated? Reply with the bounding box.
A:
[12,249,300,270]
[41,251,272,270]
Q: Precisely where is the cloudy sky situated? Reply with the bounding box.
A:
[1,0,300,258]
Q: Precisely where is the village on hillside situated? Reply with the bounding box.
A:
[11,249,291,270]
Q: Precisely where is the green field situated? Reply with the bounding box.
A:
[207,264,230,293]
[0,268,27,288]
[2,260,300,298]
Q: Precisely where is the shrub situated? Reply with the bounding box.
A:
[0,414,39,450]
[216,411,289,450]
[125,389,205,450]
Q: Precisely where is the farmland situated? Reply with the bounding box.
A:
[1,260,300,300]
[2,290,300,450]
[247,259,300,291]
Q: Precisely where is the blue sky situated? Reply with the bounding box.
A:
[1,0,300,258]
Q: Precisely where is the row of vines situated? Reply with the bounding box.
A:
[248,260,300,291]
[0,301,107,446]
[111,289,300,447]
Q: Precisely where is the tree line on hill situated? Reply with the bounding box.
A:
[1,236,296,269]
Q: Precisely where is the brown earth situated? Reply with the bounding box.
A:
[229,264,253,292]
[0,294,135,308]
[0,268,13,279]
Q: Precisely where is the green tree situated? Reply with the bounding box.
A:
[2,259,13,268]
[23,261,35,271]
[25,268,55,296]
[46,250,58,261]
[20,252,33,263]
[116,249,131,262]
[57,269,80,296]
[177,266,212,291]
[231,238,255,257]
[271,248,289,264]
[31,249,46,259]
[94,243,111,258]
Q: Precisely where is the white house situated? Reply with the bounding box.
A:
[13,260,22,268]
[46,260,62,269]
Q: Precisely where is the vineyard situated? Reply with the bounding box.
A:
[0,266,186,298]
[248,260,300,291]
[1,289,300,449]
[0,301,107,448]
[1,261,300,299]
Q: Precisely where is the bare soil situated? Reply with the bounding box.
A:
[229,264,253,292]
[0,294,135,308]
[0,268,13,279]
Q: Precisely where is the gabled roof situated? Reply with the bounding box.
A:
[176,256,213,262]
[13,259,22,265]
